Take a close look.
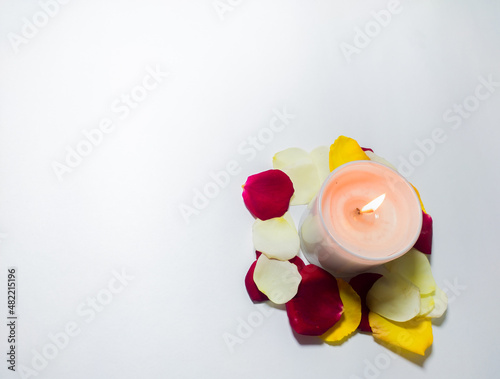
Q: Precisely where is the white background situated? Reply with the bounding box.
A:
[1,0,499,378]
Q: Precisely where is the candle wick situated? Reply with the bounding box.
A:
[357,208,374,215]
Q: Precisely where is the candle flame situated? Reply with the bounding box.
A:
[360,194,386,213]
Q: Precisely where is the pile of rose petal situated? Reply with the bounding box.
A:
[242,136,446,356]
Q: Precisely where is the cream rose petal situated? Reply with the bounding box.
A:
[252,212,299,261]
[427,286,448,318]
[310,146,330,184]
[418,293,435,316]
[253,254,301,304]
[273,148,320,205]
[365,151,398,171]
[366,272,421,322]
[385,248,436,296]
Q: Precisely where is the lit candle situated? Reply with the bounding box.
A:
[299,161,422,276]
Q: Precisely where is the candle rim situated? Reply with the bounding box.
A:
[317,160,423,262]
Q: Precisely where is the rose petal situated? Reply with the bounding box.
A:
[245,260,268,302]
[285,265,343,336]
[369,312,433,356]
[273,148,320,205]
[385,248,436,295]
[361,147,374,153]
[349,273,383,332]
[427,286,448,318]
[258,250,305,271]
[310,146,330,184]
[418,293,435,316]
[414,211,433,255]
[365,151,397,171]
[410,183,427,214]
[289,256,306,272]
[252,212,300,261]
[329,136,370,172]
[242,169,294,220]
[321,279,362,343]
[366,272,421,322]
[253,254,301,304]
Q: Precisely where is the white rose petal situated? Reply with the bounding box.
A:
[273,148,320,205]
[252,212,300,261]
[367,272,421,322]
[365,151,397,171]
[310,145,330,184]
[386,248,436,296]
[427,286,448,318]
[253,254,302,304]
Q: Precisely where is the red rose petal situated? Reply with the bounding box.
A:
[242,169,294,220]
[245,261,268,302]
[361,147,374,153]
[413,211,433,255]
[285,265,343,336]
[349,273,383,332]
[289,256,305,272]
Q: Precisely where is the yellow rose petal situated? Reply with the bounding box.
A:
[329,136,369,172]
[410,183,427,214]
[321,278,361,343]
[369,312,433,356]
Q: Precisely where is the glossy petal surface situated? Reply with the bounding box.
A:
[273,148,320,205]
[286,265,343,336]
[427,286,448,318]
[385,248,436,295]
[253,254,301,304]
[252,213,300,261]
[245,260,268,302]
[349,273,383,332]
[366,272,421,322]
[321,279,362,342]
[414,211,433,255]
[329,136,369,172]
[310,145,330,184]
[418,293,435,316]
[369,312,433,356]
[242,169,294,220]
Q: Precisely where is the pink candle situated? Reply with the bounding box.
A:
[299,161,422,276]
